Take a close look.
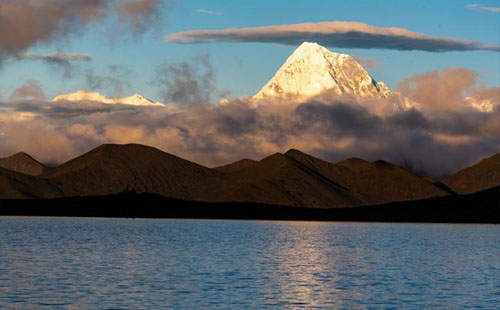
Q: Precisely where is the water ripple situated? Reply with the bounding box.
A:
[0,218,499,309]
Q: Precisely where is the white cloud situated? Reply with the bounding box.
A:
[196,9,222,15]
[466,4,500,13]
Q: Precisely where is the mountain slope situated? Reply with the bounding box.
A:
[254,42,391,100]
[215,159,257,173]
[0,152,46,176]
[53,90,163,106]
[336,158,448,205]
[3,143,492,209]
[284,149,446,205]
[442,153,500,194]
[203,152,365,208]
[0,167,60,199]
[42,144,220,199]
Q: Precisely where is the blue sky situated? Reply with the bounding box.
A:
[1,0,499,101]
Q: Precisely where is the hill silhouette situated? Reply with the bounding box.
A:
[442,153,500,194]
[42,144,220,199]
[205,152,363,208]
[0,167,60,199]
[0,152,46,176]
[336,158,447,204]
[0,144,497,213]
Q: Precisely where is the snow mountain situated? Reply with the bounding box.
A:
[254,42,392,100]
[53,90,163,106]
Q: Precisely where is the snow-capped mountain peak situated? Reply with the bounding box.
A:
[52,90,163,106]
[254,42,391,100]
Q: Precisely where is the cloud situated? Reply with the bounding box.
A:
[155,54,220,104]
[85,65,133,97]
[165,21,500,52]
[396,67,481,113]
[466,4,500,13]
[0,0,108,57]
[16,52,92,78]
[0,0,176,63]
[17,52,92,63]
[9,80,46,101]
[117,0,170,37]
[196,9,222,15]
[0,68,498,177]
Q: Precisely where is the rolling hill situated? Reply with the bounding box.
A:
[42,144,221,199]
[206,152,364,208]
[442,153,500,194]
[0,144,496,210]
[0,167,60,199]
[336,158,448,205]
[0,152,46,176]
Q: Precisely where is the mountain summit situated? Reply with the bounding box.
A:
[254,42,391,100]
[53,90,163,106]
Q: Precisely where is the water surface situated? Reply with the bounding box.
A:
[1,217,499,309]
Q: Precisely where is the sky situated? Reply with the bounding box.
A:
[0,0,499,100]
[0,0,499,177]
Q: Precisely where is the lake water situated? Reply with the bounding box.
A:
[0,217,499,309]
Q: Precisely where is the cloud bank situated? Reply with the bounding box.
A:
[165,21,500,52]
[1,66,498,177]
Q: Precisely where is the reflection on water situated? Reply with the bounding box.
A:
[0,217,499,309]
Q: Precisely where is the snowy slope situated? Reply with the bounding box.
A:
[255,42,391,100]
[53,90,163,106]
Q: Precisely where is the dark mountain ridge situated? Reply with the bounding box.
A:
[0,144,498,210]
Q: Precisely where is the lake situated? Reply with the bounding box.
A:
[0,217,499,309]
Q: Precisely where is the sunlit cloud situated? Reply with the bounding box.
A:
[0,66,498,177]
[165,21,500,52]
[17,52,92,63]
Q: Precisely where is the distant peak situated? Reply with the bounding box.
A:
[296,41,323,51]
[53,91,163,106]
[6,152,39,162]
[285,148,301,154]
[294,42,343,55]
[254,42,390,100]
[284,149,307,157]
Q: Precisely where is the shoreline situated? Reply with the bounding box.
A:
[1,187,498,224]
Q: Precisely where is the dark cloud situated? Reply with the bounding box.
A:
[16,52,91,78]
[0,0,176,63]
[9,80,46,101]
[155,54,219,104]
[117,0,172,37]
[165,21,500,52]
[0,0,108,57]
[85,65,132,97]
